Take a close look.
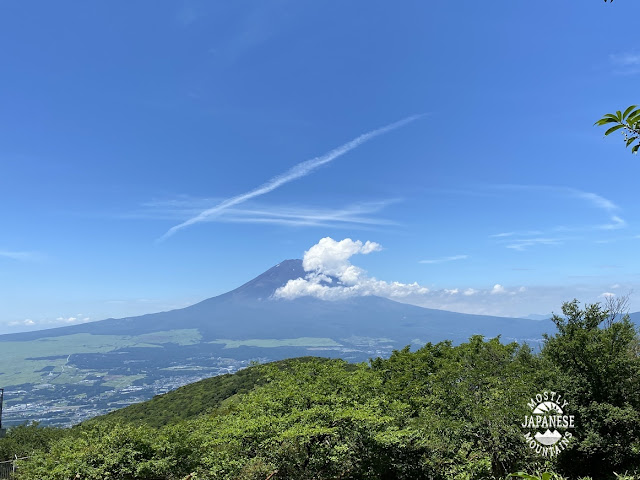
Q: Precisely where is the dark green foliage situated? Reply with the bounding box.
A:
[0,423,65,461]
[90,357,332,428]
[371,338,548,478]
[92,363,264,428]
[542,300,640,477]
[16,422,188,480]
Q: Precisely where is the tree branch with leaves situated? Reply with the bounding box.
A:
[595,105,640,154]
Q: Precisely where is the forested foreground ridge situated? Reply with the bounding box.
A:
[1,300,639,480]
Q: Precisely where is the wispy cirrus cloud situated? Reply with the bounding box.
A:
[505,237,564,251]
[133,198,400,229]
[610,52,640,66]
[610,51,640,75]
[598,215,626,230]
[0,250,37,261]
[487,185,627,250]
[419,254,469,264]
[572,190,618,211]
[489,230,542,238]
[219,207,394,228]
[159,115,424,240]
[493,185,619,212]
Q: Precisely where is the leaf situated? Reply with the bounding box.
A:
[616,110,623,121]
[627,113,640,126]
[604,124,625,136]
[625,137,637,147]
[623,105,638,119]
[633,144,639,154]
[594,118,620,126]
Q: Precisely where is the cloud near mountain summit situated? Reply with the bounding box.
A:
[274,237,429,301]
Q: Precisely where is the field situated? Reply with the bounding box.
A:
[0,329,202,386]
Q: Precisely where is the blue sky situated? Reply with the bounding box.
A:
[2,1,640,333]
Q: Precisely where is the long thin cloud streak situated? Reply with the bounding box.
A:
[159,114,423,240]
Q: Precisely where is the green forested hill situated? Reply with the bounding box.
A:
[92,362,263,428]
[2,301,639,480]
[89,357,336,427]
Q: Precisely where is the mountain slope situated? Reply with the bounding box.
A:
[0,259,557,427]
[1,259,551,345]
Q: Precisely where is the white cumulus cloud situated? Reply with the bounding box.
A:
[8,319,35,327]
[491,284,506,295]
[274,237,428,301]
[56,316,91,324]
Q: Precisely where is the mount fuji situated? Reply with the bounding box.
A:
[2,259,552,345]
[0,259,554,426]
